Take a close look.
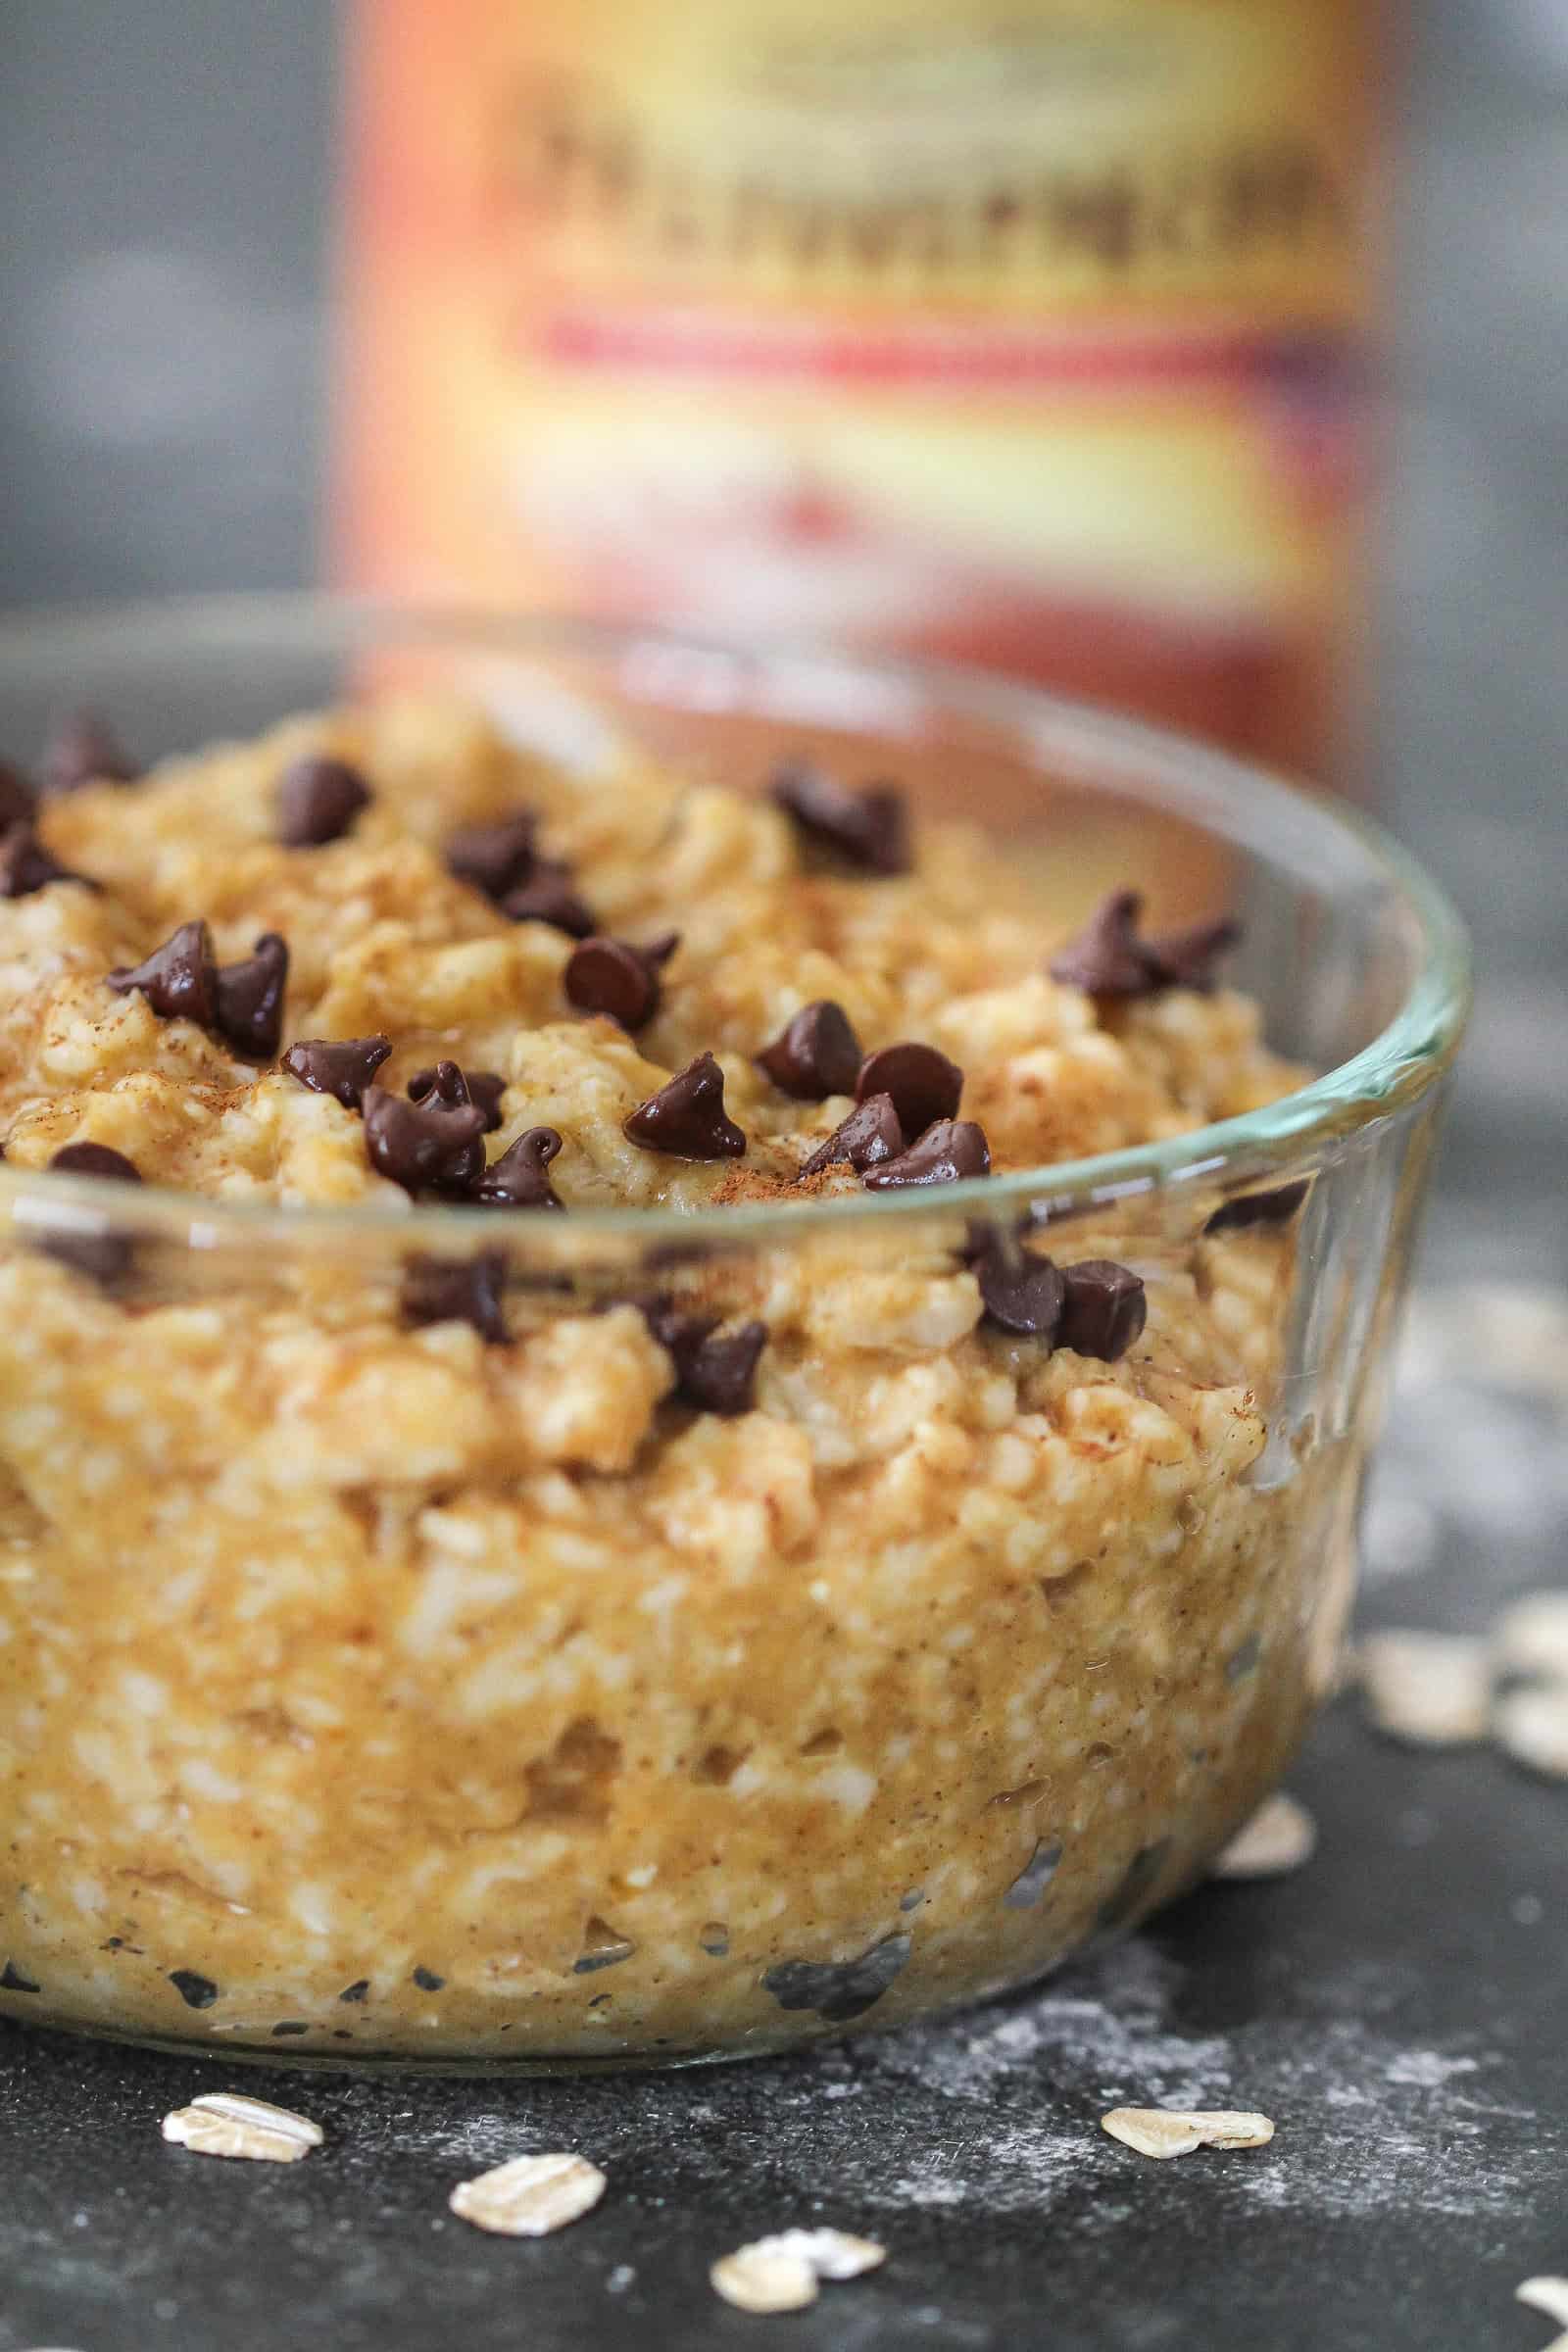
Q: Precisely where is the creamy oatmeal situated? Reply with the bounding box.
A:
[0,697,1333,2064]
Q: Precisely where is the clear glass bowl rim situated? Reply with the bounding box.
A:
[0,593,1472,1253]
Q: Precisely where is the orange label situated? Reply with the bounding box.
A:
[335,0,1377,778]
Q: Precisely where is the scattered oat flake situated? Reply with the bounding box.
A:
[449,2151,606,2237]
[710,2228,886,2314]
[1493,1592,1568,1687]
[1101,2107,1275,2160]
[1209,1791,1317,1880]
[1358,1630,1490,1747]
[161,2091,323,2163]
[1494,1686,1568,1782]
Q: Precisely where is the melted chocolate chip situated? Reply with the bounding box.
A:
[445,813,537,903]
[501,858,595,937]
[42,1141,142,1287]
[770,759,910,875]
[800,1092,905,1177]
[1204,1179,1309,1235]
[107,919,218,1031]
[276,756,372,848]
[50,1142,141,1186]
[474,1126,565,1210]
[762,1932,911,2023]
[168,1968,220,2009]
[0,821,94,899]
[0,762,37,829]
[1051,890,1241,999]
[623,1053,747,1160]
[214,932,288,1060]
[41,710,139,795]
[410,1065,506,1131]
[1056,1258,1148,1360]
[363,1075,488,1196]
[412,1965,446,1991]
[758,999,863,1100]
[402,1253,509,1346]
[861,1116,992,1191]
[564,935,673,1031]
[281,1035,392,1109]
[856,1041,962,1137]
[976,1241,1066,1339]
[643,1298,767,1415]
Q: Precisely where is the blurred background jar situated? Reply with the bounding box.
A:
[336,0,1380,788]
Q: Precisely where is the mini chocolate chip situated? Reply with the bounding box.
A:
[1,1959,40,1993]
[473,1126,565,1210]
[1056,1258,1148,1360]
[623,1053,747,1160]
[800,1092,905,1177]
[770,759,910,875]
[757,1000,863,1100]
[564,934,671,1030]
[168,1968,220,2009]
[50,1142,141,1186]
[761,1933,911,2024]
[43,1141,142,1286]
[446,813,537,903]
[861,1116,992,1191]
[402,1252,509,1345]
[856,1041,962,1137]
[0,761,36,829]
[339,1979,370,2003]
[214,932,288,1060]
[412,1965,445,1991]
[281,1035,392,1109]
[363,1076,488,1196]
[642,1299,767,1415]
[107,919,218,1031]
[41,710,139,795]
[410,1065,506,1131]
[976,1242,1066,1339]
[501,858,596,937]
[276,756,372,848]
[1204,1179,1309,1234]
[1051,890,1242,999]
[0,820,94,898]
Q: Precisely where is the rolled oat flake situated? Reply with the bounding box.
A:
[710,2227,886,2314]
[162,2091,324,2164]
[449,2150,607,2237]
[1102,2107,1275,2160]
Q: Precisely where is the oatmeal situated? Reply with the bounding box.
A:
[0,696,1337,2063]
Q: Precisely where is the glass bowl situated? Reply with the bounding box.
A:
[0,598,1468,2071]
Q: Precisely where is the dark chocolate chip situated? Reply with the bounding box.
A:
[501,859,595,937]
[363,1074,488,1196]
[856,1041,963,1137]
[757,999,863,1100]
[0,821,95,899]
[0,761,36,830]
[276,756,372,848]
[976,1241,1066,1339]
[270,2022,311,2037]
[861,1116,992,1191]
[41,710,139,795]
[1056,1258,1148,1360]
[338,1979,370,2004]
[42,1141,142,1287]
[168,1968,220,2009]
[214,932,288,1060]
[410,1065,506,1131]
[1,1959,40,1993]
[1003,1836,1064,1910]
[412,1965,445,1991]
[1051,889,1242,999]
[770,760,910,875]
[564,934,673,1031]
[281,1035,392,1109]
[761,1932,911,2024]
[445,813,537,903]
[402,1252,510,1345]
[473,1126,565,1211]
[800,1092,905,1177]
[623,1053,747,1160]
[643,1298,767,1415]
[1204,1179,1309,1235]
[107,919,218,1031]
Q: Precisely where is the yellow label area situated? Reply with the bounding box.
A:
[335,0,1376,778]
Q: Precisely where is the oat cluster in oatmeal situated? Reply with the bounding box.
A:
[0,694,1329,2063]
